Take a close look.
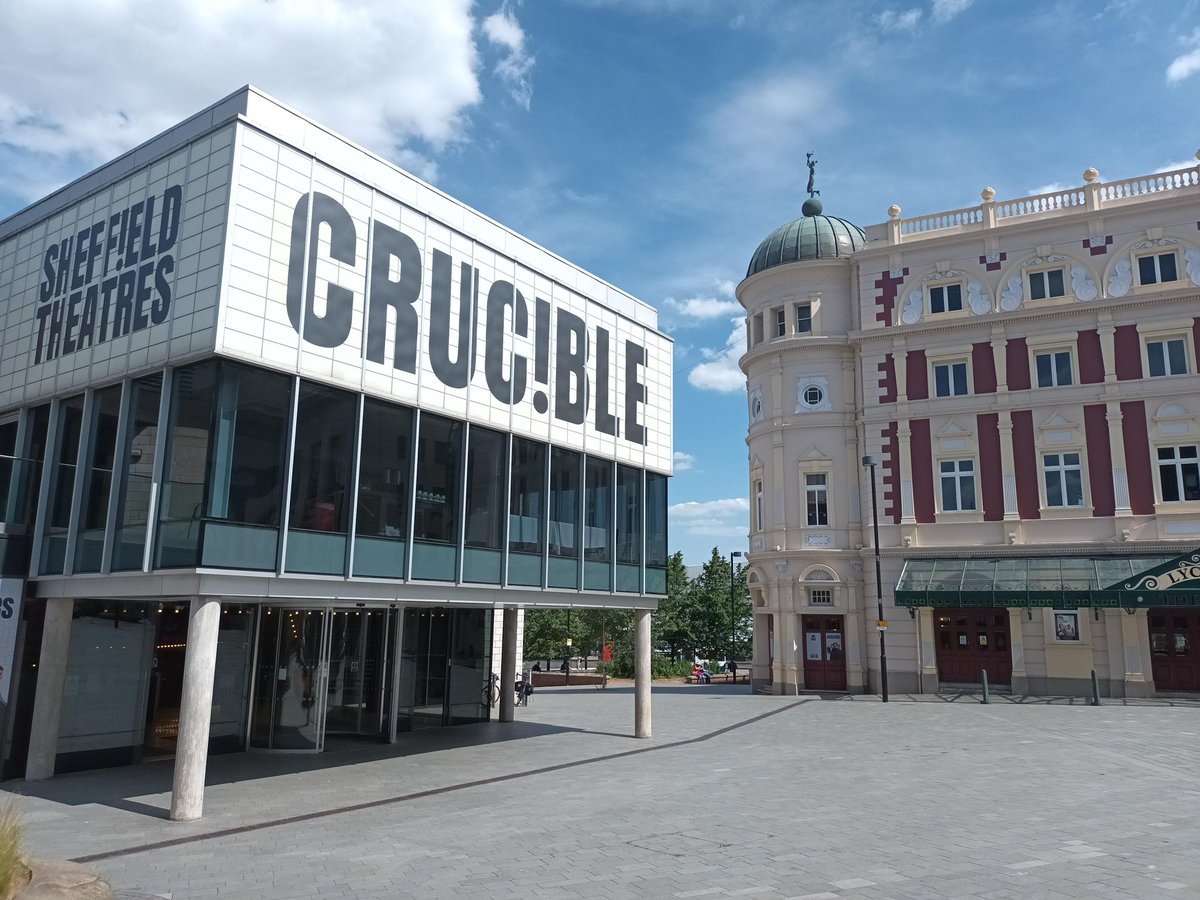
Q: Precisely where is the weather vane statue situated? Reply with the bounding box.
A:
[805,151,819,198]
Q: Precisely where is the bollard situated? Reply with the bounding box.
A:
[980,668,989,704]
[1090,669,1101,706]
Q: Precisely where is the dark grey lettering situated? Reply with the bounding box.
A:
[554,309,588,424]
[428,250,475,389]
[624,340,647,445]
[286,192,356,348]
[366,219,422,370]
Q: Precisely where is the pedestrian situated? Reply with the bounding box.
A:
[729,658,738,679]
[560,658,569,674]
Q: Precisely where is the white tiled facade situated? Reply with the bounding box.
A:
[741,155,1200,698]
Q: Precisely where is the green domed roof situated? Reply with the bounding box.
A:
[746,199,865,277]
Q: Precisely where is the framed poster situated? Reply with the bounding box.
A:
[1053,611,1080,643]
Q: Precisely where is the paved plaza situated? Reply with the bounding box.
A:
[5,685,1200,899]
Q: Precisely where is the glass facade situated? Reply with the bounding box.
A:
[11,359,666,592]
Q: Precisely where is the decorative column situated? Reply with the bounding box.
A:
[1107,403,1132,516]
[25,598,74,781]
[998,414,1019,520]
[844,581,865,691]
[634,609,651,738]
[1007,609,1028,694]
[917,608,939,692]
[499,607,518,723]
[897,422,916,525]
[170,597,221,822]
[1119,609,1152,698]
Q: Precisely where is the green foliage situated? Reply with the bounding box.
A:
[522,547,753,678]
[0,798,23,897]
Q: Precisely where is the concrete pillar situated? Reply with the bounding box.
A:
[917,608,939,693]
[499,607,518,723]
[170,597,221,822]
[26,598,74,781]
[634,609,651,738]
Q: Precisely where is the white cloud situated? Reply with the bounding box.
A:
[1156,158,1199,173]
[930,0,972,22]
[1167,31,1200,83]
[687,318,745,393]
[1028,182,1068,196]
[482,4,536,108]
[664,295,742,321]
[877,8,922,31]
[0,0,483,200]
[673,451,696,471]
[669,497,748,537]
[699,73,845,183]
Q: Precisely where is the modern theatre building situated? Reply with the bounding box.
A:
[0,87,672,818]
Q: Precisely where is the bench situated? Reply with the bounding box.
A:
[685,672,749,684]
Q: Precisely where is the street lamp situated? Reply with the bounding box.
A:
[729,550,744,671]
[861,455,889,702]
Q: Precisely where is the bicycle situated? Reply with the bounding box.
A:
[484,671,501,708]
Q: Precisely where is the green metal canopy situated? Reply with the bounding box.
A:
[892,554,1193,609]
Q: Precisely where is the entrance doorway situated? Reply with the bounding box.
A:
[801,615,846,691]
[934,608,1011,685]
[1150,610,1200,692]
[250,608,332,751]
[144,604,189,756]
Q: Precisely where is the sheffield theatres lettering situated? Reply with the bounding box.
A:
[286,192,649,446]
[34,185,183,365]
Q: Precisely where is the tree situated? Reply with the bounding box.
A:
[522,608,567,669]
[651,551,692,661]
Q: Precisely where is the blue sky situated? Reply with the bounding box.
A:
[2,0,1199,564]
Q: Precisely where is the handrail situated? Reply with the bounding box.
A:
[889,160,1200,243]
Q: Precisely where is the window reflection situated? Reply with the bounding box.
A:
[74,385,123,573]
[353,398,413,578]
[584,457,612,590]
[548,448,580,588]
[412,413,462,580]
[112,375,162,570]
[463,426,506,584]
[40,395,85,574]
[508,438,546,587]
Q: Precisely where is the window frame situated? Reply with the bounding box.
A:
[804,472,830,527]
[795,302,813,334]
[1145,335,1191,378]
[773,306,786,338]
[927,281,965,315]
[1041,450,1086,508]
[753,474,764,532]
[932,359,971,398]
[938,457,977,513]
[1027,266,1067,301]
[1157,444,1200,503]
[1136,250,1180,287]
[1034,348,1075,388]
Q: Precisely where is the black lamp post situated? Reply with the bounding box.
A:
[861,455,889,702]
[729,550,744,670]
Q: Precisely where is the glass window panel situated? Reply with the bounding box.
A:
[1065,468,1083,506]
[156,362,218,568]
[1036,354,1053,386]
[73,385,123,573]
[584,457,613,590]
[464,427,507,551]
[289,382,355,534]
[1047,268,1064,296]
[549,448,581,588]
[1168,339,1187,374]
[40,395,85,575]
[1148,342,1167,377]
[615,465,642,566]
[1139,255,1158,285]
[946,284,962,310]
[1029,272,1046,301]
[207,365,291,527]
[952,363,968,395]
[1160,253,1178,282]
[412,413,463,581]
[353,398,413,578]
[1055,352,1073,385]
[463,427,507,585]
[111,374,163,571]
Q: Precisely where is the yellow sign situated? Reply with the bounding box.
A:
[566,637,573,647]
[876,620,888,630]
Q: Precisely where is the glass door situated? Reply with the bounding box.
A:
[324,609,392,741]
[249,607,328,750]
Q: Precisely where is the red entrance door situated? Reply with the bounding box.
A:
[802,616,847,691]
[1150,610,1200,692]
[934,609,1012,685]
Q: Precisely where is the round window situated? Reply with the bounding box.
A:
[751,395,763,419]
[803,385,824,407]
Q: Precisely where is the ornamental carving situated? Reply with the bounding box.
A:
[1071,265,1098,301]
[966,278,990,315]
[999,274,1023,311]
[1187,248,1200,286]
[900,290,923,324]
[1107,258,1132,298]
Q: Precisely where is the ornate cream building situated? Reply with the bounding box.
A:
[740,153,1200,698]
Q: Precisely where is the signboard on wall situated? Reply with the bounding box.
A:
[218,124,673,472]
[0,126,235,411]
[0,578,23,706]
